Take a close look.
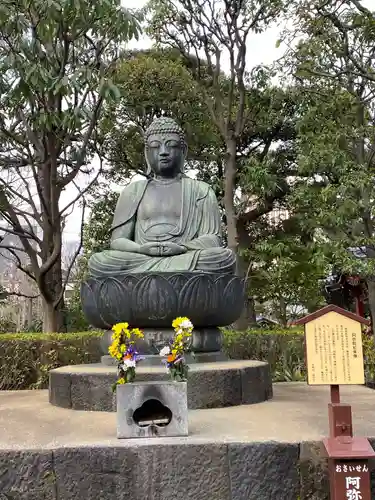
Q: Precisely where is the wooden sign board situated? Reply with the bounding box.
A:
[330,460,371,500]
[295,305,368,386]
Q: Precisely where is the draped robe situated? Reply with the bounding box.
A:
[88,177,236,276]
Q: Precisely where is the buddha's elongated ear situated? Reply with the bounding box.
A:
[144,143,153,176]
[144,153,152,177]
[178,143,187,173]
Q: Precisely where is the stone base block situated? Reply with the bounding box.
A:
[0,443,300,500]
[117,381,188,439]
[49,360,272,411]
[299,442,330,500]
[101,355,118,366]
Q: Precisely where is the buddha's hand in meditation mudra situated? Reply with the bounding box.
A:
[139,242,187,257]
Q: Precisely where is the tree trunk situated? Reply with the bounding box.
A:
[366,280,375,342]
[42,254,66,333]
[25,298,33,330]
[38,154,66,333]
[234,295,256,330]
[233,219,256,330]
[223,141,238,253]
[222,140,257,330]
[235,250,257,329]
[42,297,66,333]
[40,214,65,333]
[277,297,287,327]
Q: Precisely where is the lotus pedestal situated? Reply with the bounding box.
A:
[81,271,245,358]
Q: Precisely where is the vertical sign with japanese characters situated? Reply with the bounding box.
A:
[305,311,365,385]
[332,461,371,500]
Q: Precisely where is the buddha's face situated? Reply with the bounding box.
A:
[145,132,185,177]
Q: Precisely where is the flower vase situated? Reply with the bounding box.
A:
[116,381,188,439]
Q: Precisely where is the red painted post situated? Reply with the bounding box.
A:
[324,384,372,498]
[330,385,340,404]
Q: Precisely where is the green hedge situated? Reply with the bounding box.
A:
[0,331,102,390]
[223,327,375,383]
[1,327,375,390]
[222,327,306,381]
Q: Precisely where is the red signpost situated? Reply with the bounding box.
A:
[295,305,375,500]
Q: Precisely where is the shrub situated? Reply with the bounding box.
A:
[222,327,306,381]
[3,327,375,391]
[0,315,17,333]
[223,327,375,384]
[363,332,375,383]
[0,331,102,390]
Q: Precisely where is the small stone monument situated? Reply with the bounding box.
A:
[117,381,188,439]
[112,319,190,439]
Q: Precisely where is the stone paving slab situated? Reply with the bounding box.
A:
[1,383,375,450]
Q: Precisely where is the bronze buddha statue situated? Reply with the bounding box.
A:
[88,117,236,276]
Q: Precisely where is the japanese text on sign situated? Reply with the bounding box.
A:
[333,463,370,500]
[305,311,365,385]
[336,465,368,473]
[345,477,362,500]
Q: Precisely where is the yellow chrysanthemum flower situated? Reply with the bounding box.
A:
[108,344,116,354]
[117,377,125,385]
[172,316,193,332]
[112,329,121,339]
[172,317,185,329]
[132,328,144,339]
[112,322,129,336]
[169,316,193,357]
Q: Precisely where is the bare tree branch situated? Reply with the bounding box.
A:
[60,155,103,217]
[6,291,39,299]
[0,225,36,241]
[0,248,36,282]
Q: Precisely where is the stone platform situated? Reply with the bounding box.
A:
[49,360,272,411]
[1,384,375,499]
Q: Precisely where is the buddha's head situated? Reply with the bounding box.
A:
[144,117,187,177]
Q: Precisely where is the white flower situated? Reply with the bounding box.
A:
[181,319,193,329]
[118,363,128,372]
[160,346,171,357]
[123,358,136,368]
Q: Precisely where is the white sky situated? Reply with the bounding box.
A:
[62,0,373,243]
